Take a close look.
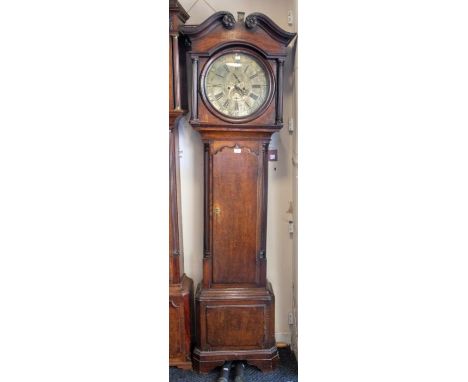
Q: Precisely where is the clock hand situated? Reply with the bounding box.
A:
[233,73,241,83]
[235,84,248,96]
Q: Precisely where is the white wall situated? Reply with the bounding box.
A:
[178,0,297,344]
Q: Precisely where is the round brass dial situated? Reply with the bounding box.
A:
[203,52,270,118]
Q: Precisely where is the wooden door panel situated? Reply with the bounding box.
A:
[212,146,259,284]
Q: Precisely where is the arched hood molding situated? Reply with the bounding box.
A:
[182,11,296,48]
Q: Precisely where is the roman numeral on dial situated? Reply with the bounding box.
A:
[249,93,258,100]
[215,92,223,100]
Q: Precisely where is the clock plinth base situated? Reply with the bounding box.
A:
[192,346,279,373]
[169,275,194,370]
[194,282,278,373]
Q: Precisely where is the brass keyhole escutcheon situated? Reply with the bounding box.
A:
[214,205,221,216]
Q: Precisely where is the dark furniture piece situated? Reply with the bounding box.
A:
[169,0,193,370]
[182,12,296,373]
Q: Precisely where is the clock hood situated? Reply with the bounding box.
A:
[181,11,296,57]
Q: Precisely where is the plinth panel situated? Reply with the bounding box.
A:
[169,302,182,357]
[169,275,194,370]
[206,305,265,348]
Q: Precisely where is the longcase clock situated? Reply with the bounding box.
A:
[182,12,296,373]
[169,0,193,370]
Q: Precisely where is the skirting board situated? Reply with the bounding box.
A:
[275,332,291,345]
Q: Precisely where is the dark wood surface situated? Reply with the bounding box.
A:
[169,0,193,370]
[212,144,259,284]
[193,283,277,373]
[169,275,194,370]
[182,12,296,373]
[169,115,184,284]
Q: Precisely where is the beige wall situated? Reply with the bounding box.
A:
[291,0,299,357]
[177,0,297,345]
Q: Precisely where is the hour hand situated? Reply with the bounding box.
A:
[233,73,241,83]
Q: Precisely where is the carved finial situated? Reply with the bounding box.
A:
[245,14,258,29]
[222,13,236,29]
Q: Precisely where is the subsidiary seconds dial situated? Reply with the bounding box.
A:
[203,52,270,118]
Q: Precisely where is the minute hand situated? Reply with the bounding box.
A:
[234,84,243,93]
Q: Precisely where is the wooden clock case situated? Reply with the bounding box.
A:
[169,0,193,370]
[182,12,296,373]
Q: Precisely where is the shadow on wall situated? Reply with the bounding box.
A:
[178,116,204,288]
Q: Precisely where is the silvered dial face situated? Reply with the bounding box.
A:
[204,52,270,118]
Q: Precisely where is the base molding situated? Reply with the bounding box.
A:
[169,274,194,369]
[169,359,193,370]
[192,346,279,373]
